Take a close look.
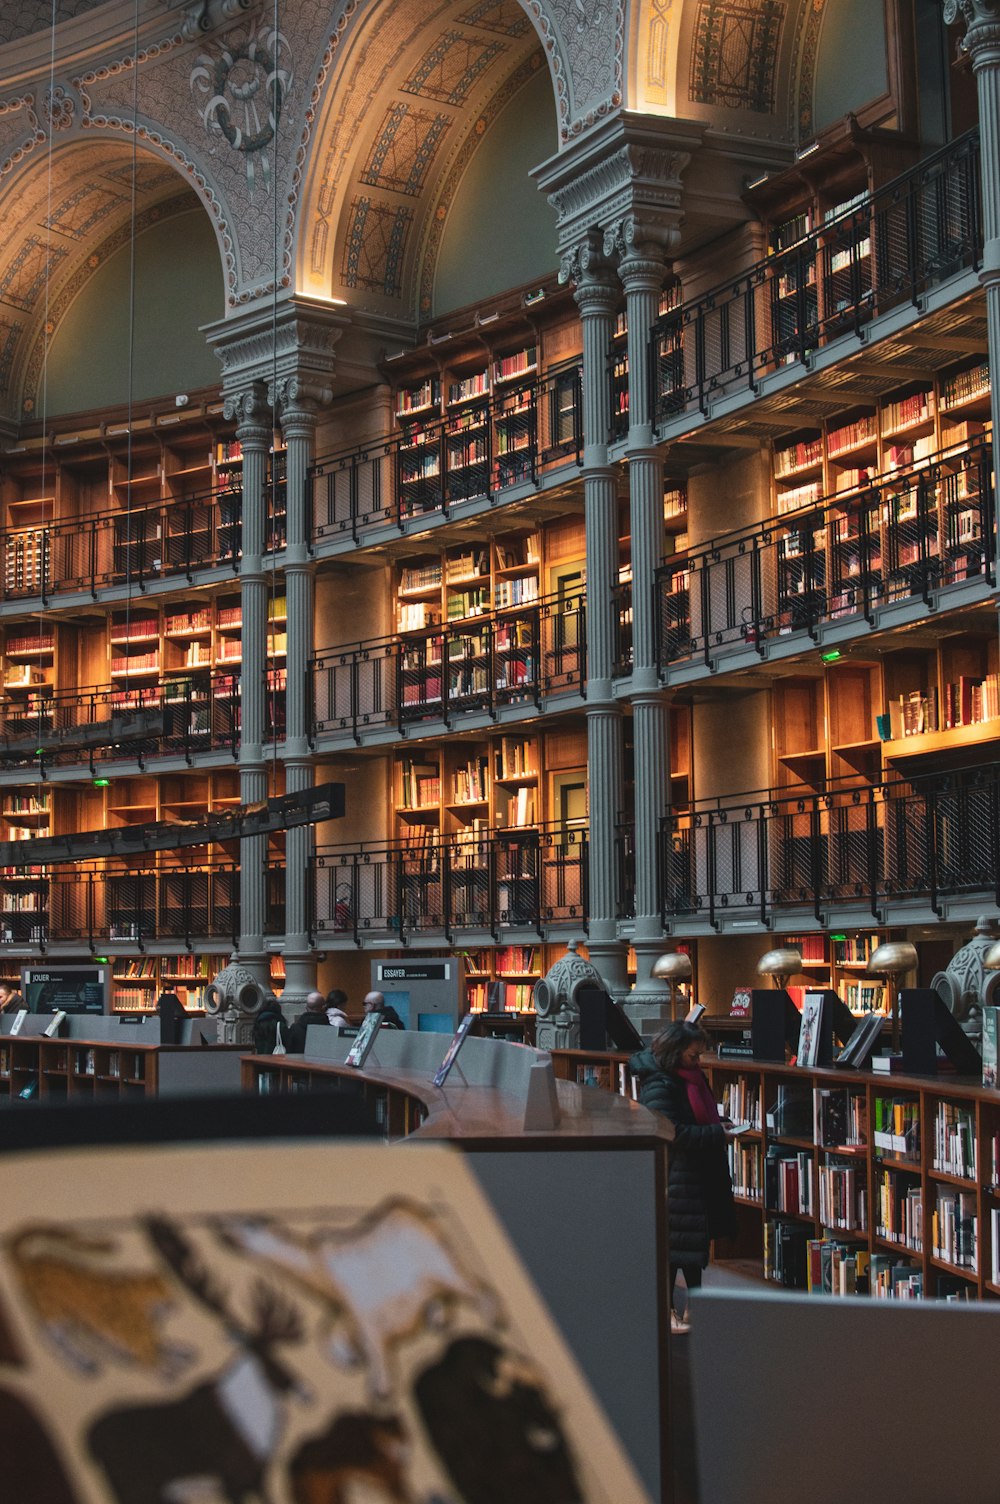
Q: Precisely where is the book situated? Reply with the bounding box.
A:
[686,1002,706,1024]
[983,1006,999,1089]
[796,992,825,1068]
[835,1011,884,1070]
[432,1012,475,1088]
[345,1010,383,1068]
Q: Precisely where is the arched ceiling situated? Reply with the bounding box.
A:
[627,0,835,142]
[295,0,553,320]
[0,140,202,418]
[0,0,104,48]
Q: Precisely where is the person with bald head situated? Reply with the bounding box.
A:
[285,990,333,1053]
[363,991,404,1030]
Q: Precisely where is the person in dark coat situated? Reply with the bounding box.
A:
[252,999,289,1055]
[363,990,404,1030]
[284,991,331,1053]
[630,1019,737,1332]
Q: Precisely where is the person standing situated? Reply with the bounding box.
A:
[630,1020,738,1333]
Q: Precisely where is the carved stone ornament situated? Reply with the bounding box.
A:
[533,938,607,1050]
[931,913,1000,1038]
[944,0,1000,40]
[203,959,276,1046]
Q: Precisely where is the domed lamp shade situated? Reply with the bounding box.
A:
[867,940,918,1055]
[651,951,693,1021]
[756,948,804,991]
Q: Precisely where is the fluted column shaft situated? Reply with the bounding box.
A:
[272,386,318,1003]
[946,3,1000,573]
[564,232,627,990]
[618,238,671,996]
[224,383,271,980]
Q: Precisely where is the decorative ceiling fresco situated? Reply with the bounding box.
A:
[629,0,832,140]
[0,0,892,417]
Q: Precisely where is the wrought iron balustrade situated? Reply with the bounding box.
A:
[654,438,994,671]
[309,364,582,542]
[0,859,285,947]
[660,763,1000,926]
[0,668,290,771]
[652,130,982,424]
[313,822,588,941]
[311,589,586,740]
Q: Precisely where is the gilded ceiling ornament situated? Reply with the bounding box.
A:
[43,85,75,132]
[190,20,293,195]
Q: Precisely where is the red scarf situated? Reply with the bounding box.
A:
[675,1065,721,1125]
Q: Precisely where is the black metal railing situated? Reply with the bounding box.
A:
[0,668,288,772]
[653,438,995,671]
[652,130,982,423]
[660,764,1000,925]
[309,364,583,543]
[0,859,285,947]
[312,589,586,740]
[313,823,588,941]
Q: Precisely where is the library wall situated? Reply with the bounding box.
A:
[315,559,391,649]
[432,69,558,317]
[46,208,224,415]
[316,950,371,1010]
[696,934,770,1011]
[813,0,888,134]
[316,755,390,846]
[674,221,767,305]
[686,449,770,550]
[692,691,771,802]
[314,385,393,458]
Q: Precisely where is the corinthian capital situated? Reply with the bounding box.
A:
[222,381,271,432]
[944,0,1000,50]
[603,213,679,267]
[559,228,618,293]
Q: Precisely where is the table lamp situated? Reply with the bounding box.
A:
[756,947,804,991]
[866,940,918,1055]
[651,951,693,1020]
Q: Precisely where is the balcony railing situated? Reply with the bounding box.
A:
[310,365,583,543]
[0,859,285,947]
[0,669,288,772]
[313,823,588,941]
[652,129,982,424]
[660,764,1000,925]
[312,590,586,741]
[654,439,995,671]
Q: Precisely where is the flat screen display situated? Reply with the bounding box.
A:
[22,966,109,1015]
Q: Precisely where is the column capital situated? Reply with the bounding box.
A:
[223,380,271,435]
[945,0,1000,52]
[605,212,680,272]
[269,375,333,428]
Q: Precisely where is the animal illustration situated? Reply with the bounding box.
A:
[87,1214,308,1504]
[414,1334,584,1504]
[289,1411,411,1504]
[8,1224,184,1376]
[217,1197,502,1398]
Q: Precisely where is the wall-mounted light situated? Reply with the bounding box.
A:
[795,141,820,160]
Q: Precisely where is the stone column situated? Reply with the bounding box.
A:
[270,378,323,1004]
[561,232,628,992]
[609,220,674,1000]
[223,381,271,985]
[944,1,1000,574]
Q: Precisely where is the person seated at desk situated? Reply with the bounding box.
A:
[0,983,24,1014]
[363,990,404,1030]
[326,988,351,1028]
[285,991,332,1054]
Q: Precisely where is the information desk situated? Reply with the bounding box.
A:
[243,1034,673,1504]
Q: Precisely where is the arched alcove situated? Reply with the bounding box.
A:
[432,68,559,319]
[813,0,888,135]
[43,208,224,417]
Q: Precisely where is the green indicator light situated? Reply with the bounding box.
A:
[95,957,109,964]
[830,934,847,943]
[93,778,110,787]
[820,650,841,663]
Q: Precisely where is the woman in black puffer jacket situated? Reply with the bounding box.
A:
[630,1020,737,1330]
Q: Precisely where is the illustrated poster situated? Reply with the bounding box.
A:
[0,1139,650,1504]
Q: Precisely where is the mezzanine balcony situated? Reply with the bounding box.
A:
[313,822,588,944]
[650,437,995,680]
[660,762,1000,933]
[311,589,586,747]
[650,129,982,433]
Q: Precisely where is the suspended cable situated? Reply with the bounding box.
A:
[267,0,283,786]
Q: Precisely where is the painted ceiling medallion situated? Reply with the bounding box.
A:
[191,19,293,194]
